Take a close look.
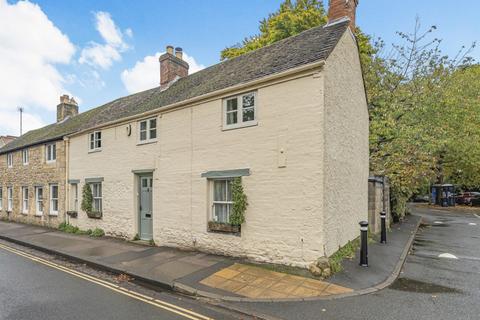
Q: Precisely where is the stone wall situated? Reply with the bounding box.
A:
[323,31,370,256]
[368,176,391,233]
[0,141,66,228]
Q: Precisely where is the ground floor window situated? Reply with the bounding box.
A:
[7,187,13,211]
[91,183,102,213]
[50,184,59,215]
[211,179,233,223]
[0,187,3,210]
[70,183,78,212]
[22,187,28,214]
[36,187,44,215]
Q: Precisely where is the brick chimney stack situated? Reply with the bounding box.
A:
[159,45,189,88]
[328,0,359,30]
[57,94,78,122]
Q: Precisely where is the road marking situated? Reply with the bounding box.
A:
[433,221,444,224]
[0,242,213,320]
[469,223,477,226]
[438,253,458,260]
[474,214,480,219]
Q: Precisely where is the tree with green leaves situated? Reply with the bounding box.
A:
[219,1,480,218]
[221,0,328,60]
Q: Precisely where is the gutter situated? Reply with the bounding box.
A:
[67,60,326,138]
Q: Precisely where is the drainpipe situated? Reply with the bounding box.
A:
[64,137,70,225]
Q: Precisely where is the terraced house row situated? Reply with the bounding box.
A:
[0,1,368,267]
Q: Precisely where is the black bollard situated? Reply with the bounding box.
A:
[380,211,387,244]
[359,221,368,267]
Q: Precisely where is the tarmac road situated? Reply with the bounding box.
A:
[0,241,247,320]
[230,205,480,320]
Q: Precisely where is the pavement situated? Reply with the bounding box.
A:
[0,240,245,320]
[0,214,419,305]
[224,204,480,320]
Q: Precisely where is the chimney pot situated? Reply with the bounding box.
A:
[328,0,359,29]
[159,46,189,88]
[175,47,183,60]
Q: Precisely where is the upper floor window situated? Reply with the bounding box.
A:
[223,92,257,130]
[22,149,29,165]
[138,118,157,143]
[46,143,56,163]
[89,131,102,151]
[7,153,13,168]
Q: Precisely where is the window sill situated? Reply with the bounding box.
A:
[222,121,258,131]
[35,213,43,217]
[88,149,102,154]
[137,140,158,146]
[21,212,28,215]
[46,161,56,164]
[207,221,241,235]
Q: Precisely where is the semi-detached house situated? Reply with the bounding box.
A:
[0,0,368,267]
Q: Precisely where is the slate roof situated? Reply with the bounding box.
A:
[0,20,350,154]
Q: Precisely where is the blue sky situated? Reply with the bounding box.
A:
[0,0,478,136]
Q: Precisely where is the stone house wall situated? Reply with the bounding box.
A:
[323,31,369,255]
[0,140,66,228]
[368,176,391,233]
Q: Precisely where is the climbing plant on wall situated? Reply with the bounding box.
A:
[81,184,93,214]
[230,177,248,226]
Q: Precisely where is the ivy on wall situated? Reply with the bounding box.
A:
[81,184,93,214]
[229,177,248,226]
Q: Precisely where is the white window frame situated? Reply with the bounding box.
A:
[49,184,59,215]
[46,143,56,163]
[210,179,233,224]
[222,91,257,130]
[0,187,3,210]
[22,186,29,214]
[22,149,29,165]
[70,183,78,212]
[7,153,13,168]
[7,186,13,212]
[138,117,157,144]
[89,131,102,152]
[90,182,102,213]
[35,187,44,216]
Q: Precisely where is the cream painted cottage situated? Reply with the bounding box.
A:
[0,0,368,267]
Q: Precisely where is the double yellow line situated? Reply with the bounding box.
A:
[0,242,213,320]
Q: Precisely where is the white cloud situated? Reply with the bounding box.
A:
[0,0,76,135]
[121,52,205,94]
[79,11,130,69]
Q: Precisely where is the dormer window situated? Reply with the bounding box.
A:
[223,92,257,130]
[89,131,102,152]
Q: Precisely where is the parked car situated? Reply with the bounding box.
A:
[456,192,480,205]
[412,195,430,203]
